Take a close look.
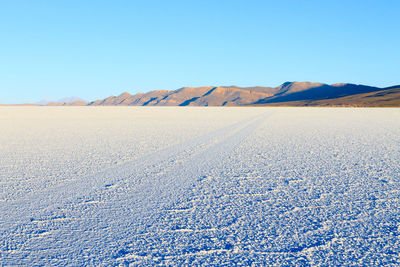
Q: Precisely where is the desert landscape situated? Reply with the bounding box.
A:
[1,107,399,265]
[1,1,399,265]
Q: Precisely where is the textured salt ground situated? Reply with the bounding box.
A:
[0,107,399,266]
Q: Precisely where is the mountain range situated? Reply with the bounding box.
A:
[86,82,399,107]
[28,82,400,107]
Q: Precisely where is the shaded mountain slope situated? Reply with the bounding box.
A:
[256,86,400,107]
[254,82,384,104]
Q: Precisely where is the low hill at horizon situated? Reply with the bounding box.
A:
[35,96,86,106]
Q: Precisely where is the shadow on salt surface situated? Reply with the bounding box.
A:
[104,183,118,190]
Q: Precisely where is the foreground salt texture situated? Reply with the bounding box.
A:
[1,107,399,265]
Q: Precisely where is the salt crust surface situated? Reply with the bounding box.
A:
[0,107,399,265]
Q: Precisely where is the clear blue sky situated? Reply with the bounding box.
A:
[1,0,399,103]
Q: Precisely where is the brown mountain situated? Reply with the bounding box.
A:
[257,86,400,107]
[88,86,279,106]
[87,82,400,107]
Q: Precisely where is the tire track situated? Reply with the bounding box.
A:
[1,112,271,265]
[65,111,272,265]
[0,113,260,227]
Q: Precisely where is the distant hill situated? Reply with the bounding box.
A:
[86,82,400,107]
[47,100,88,106]
[35,98,54,105]
[36,96,87,105]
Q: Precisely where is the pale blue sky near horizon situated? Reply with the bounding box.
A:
[1,0,399,104]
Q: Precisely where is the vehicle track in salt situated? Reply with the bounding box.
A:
[1,112,272,265]
[1,112,264,227]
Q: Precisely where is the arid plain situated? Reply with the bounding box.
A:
[1,107,399,265]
